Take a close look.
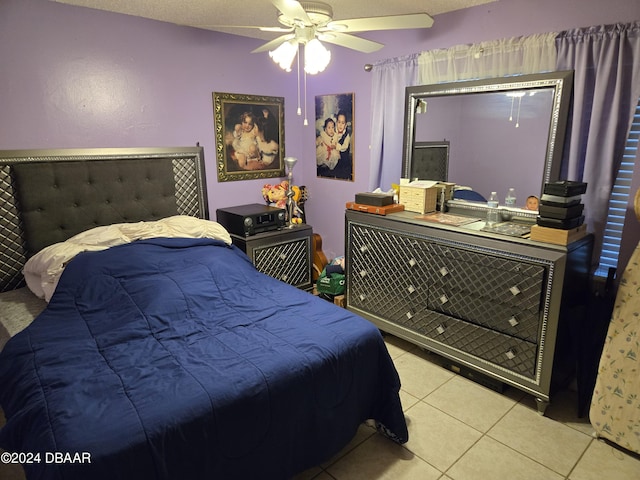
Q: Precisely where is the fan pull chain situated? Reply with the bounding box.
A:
[296,43,302,116]
[303,69,308,126]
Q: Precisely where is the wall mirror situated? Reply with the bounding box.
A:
[402,71,573,209]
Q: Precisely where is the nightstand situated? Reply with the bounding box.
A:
[230,224,313,291]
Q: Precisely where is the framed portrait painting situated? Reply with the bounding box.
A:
[213,92,285,182]
[315,93,354,181]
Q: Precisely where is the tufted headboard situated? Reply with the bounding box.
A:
[0,147,208,292]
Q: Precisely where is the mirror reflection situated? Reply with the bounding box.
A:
[402,71,573,209]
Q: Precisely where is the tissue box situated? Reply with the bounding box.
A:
[355,192,394,206]
[399,184,438,213]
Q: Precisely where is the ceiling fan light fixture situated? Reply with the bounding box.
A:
[269,40,298,72]
[304,38,331,74]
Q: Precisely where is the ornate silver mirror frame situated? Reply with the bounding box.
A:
[402,71,574,217]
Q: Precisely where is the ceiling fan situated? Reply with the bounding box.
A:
[206,0,434,73]
[252,0,433,54]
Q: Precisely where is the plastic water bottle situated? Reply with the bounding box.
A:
[486,191,499,225]
[487,191,499,208]
[505,188,516,208]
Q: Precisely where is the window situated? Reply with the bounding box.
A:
[596,100,640,278]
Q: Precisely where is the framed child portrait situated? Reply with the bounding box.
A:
[315,93,354,181]
[213,92,285,182]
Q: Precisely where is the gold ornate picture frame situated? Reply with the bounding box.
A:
[213,92,285,182]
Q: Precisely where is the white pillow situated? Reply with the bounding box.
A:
[23,216,232,302]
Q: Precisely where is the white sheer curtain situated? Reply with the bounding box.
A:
[368,54,419,191]
[418,33,558,84]
[368,34,558,191]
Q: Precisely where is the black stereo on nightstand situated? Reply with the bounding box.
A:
[216,203,285,237]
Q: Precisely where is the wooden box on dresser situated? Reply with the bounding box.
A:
[345,210,593,414]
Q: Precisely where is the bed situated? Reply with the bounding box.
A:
[589,189,640,455]
[0,147,408,480]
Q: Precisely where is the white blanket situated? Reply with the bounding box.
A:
[23,216,232,302]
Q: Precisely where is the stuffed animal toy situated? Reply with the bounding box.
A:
[261,181,303,223]
[262,181,288,209]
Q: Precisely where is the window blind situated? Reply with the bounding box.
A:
[596,100,640,277]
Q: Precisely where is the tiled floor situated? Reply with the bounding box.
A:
[294,334,640,480]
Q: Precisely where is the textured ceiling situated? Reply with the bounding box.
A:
[48,0,498,40]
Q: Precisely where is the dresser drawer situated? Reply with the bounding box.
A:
[394,309,538,378]
[426,289,540,342]
[427,243,545,306]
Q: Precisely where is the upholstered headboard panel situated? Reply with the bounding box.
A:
[13,159,178,256]
[0,147,208,292]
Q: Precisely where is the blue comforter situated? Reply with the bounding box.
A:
[0,238,407,479]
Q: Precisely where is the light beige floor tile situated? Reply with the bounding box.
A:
[425,375,517,432]
[447,436,563,480]
[291,465,326,480]
[312,473,335,480]
[519,386,595,436]
[399,389,420,412]
[383,334,418,358]
[326,433,441,480]
[569,438,640,480]
[404,401,482,472]
[488,402,592,476]
[393,349,455,399]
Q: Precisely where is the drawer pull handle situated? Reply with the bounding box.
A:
[436,324,446,335]
[282,274,288,281]
[360,270,367,278]
[360,245,369,253]
[509,286,521,296]
[439,267,449,276]
[407,285,416,294]
[279,253,287,261]
[439,294,449,305]
[505,348,517,360]
[406,310,415,319]
[508,316,519,327]
[359,294,366,301]
[409,258,417,267]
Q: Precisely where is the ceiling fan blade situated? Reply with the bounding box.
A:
[318,32,383,53]
[196,25,291,33]
[251,33,296,53]
[260,26,294,33]
[325,13,434,33]
[272,0,311,25]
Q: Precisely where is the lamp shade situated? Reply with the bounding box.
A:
[304,39,331,74]
[284,156,298,172]
[269,40,298,72]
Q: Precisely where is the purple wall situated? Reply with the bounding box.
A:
[1,0,640,263]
